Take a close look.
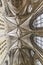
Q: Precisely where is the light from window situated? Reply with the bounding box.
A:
[34,36,43,49]
[33,14,43,28]
[28,5,32,13]
[35,59,42,65]
[31,50,34,57]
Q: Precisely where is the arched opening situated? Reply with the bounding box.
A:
[34,36,43,49]
[29,9,43,30]
[33,14,43,29]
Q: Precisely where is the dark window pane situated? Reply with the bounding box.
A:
[0,0,2,7]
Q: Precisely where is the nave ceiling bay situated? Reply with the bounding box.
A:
[0,0,43,65]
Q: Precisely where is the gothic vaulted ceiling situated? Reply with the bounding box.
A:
[0,0,43,65]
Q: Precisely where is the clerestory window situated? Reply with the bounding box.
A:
[33,14,43,28]
[34,36,43,49]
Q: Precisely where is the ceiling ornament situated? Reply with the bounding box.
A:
[27,4,32,13]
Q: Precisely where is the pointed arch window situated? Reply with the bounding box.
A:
[33,14,43,28]
[34,36,43,49]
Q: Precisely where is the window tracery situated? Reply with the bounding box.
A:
[34,36,43,49]
[33,14,43,28]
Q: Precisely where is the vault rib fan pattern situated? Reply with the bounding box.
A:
[0,0,43,65]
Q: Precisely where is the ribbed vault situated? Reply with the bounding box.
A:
[0,0,43,65]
